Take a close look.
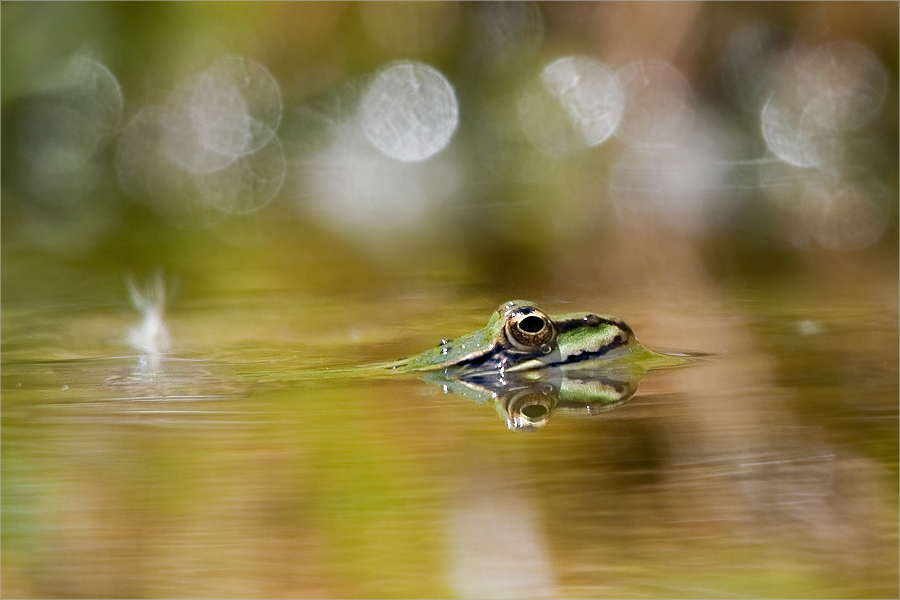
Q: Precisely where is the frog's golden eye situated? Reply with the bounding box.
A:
[505,309,555,349]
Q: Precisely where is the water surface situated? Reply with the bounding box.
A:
[3,275,897,598]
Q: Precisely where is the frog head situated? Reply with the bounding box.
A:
[397,300,660,376]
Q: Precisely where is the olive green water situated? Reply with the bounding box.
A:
[2,254,897,598]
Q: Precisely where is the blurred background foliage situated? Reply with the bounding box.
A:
[2,1,897,305]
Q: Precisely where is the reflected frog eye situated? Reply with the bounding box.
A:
[506,389,558,429]
[505,309,556,350]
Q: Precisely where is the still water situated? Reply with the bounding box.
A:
[2,271,897,598]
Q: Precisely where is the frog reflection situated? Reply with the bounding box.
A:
[423,367,643,430]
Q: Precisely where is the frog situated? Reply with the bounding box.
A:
[372,299,686,428]
[391,299,680,377]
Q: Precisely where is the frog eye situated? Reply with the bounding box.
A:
[505,309,555,349]
[506,390,557,429]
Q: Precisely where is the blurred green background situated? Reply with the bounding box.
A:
[2,1,897,304]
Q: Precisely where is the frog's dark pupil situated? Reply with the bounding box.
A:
[521,404,549,420]
[519,315,545,333]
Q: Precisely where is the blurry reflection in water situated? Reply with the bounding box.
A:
[447,471,556,598]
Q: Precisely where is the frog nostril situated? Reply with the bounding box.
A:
[519,315,545,333]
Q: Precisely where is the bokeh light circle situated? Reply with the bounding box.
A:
[539,56,624,147]
[800,176,890,251]
[761,40,888,168]
[793,40,888,131]
[615,60,695,148]
[116,55,286,224]
[192,56,283,155]
[160,56,282,174]
[194,135,286,215]
[359,61,459,162]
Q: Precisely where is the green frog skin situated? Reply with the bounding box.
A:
[393,300,677,377]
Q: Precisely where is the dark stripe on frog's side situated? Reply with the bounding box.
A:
[453,342,545,370]
[548,332,630,365]
[453,343,504,369]
[554,314,634,336]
